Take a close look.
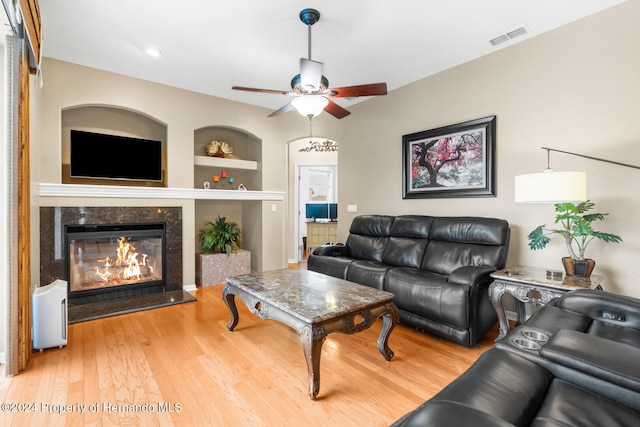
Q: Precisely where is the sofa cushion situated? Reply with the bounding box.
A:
[392,348,552,427]
[382,237,428,268]
[589,321,640,348]
[385,267,469,330]
[389,215,434,237]
[382,215,432,268]
[345,215,393,262]
[523,304,592,335]
[306,255,353,279]
[539,330,640,394]
[349,214,394,236]
[533,379,640,427]
[422,217,509,275]
[392,400,516,427]
[347,234,389,262]
[345,260,392,290]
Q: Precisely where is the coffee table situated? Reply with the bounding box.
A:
[223,269,399,400]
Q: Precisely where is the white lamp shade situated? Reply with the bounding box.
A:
[515,171,587,203]
[291,96,329,117]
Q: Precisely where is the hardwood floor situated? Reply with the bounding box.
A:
[0,270,497,426]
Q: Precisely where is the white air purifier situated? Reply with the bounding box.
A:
[33,279,68,350]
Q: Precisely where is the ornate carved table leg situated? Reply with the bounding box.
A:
[378,303,398,361]
[515,300,527,326]
[222,285,239,331]
[299,325,327,400]
[489,281,510,341]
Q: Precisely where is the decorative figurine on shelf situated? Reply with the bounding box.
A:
[211,173,234,190]
[206,140,233,158]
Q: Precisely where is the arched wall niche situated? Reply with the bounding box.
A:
[61,105,168,187]
[193,125,262,191]
[192,125,264,272]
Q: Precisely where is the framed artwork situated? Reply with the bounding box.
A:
[402,116,496,199]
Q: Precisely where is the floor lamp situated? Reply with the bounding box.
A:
[515,147,640,203]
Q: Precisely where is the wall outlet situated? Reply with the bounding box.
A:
[347,204,358,212]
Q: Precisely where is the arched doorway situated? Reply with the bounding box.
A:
[287,137,338,263]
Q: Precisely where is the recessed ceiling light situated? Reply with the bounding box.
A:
[145,46,162,58]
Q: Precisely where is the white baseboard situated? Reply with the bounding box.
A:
[183,284,197,293]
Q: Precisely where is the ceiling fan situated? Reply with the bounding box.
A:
[232,8,387,119]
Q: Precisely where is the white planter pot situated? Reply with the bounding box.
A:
[196,249,251,287]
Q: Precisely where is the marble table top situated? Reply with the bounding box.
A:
[491,265,603,291]
[225,269,394,323]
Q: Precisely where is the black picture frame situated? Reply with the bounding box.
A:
[402,116,496,199]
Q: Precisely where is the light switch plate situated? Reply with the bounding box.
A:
[347,204,358,212]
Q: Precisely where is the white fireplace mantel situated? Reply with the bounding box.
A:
[39,183,285,201]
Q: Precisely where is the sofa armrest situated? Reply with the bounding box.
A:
[556,290,640,330]
[448,265,496,287]
[540,329,640,393]
[312,243,348,257]
[391,401,516,427]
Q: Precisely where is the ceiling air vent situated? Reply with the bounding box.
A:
[489,26,530,47]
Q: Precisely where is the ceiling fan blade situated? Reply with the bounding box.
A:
[300,58,323,91]
[328,83,388,98]
[324,99,351,119]
[232,86,293,95]
[268,102,295,118]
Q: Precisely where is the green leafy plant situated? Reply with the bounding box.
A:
[527,200,622,260]
[199,215,242,255]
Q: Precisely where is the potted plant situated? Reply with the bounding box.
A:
[199,215,242,255]
[197,215,250,286]
[527,200,622,277]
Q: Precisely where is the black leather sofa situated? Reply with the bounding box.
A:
[308,215,510,347]
[392,289,640,426]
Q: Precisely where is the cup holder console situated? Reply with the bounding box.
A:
[512,337,542,350]
[522,329,549,343]
[509,328,550,351]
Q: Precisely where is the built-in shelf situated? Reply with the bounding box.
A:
[193,155,258,170]
[39,183,284,201]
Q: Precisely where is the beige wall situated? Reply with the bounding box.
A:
[339,1,640,297]
[34,59,315,286]
[31,1,640,301]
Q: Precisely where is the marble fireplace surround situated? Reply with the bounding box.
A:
[40,206,190,322]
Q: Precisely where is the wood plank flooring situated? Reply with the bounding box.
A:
[0,273,497,426]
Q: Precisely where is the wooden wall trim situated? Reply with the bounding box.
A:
[19,0,41,62]
[17,37,32,372]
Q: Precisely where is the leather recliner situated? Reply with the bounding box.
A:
[392,289,640,426]
[308,214,511,347]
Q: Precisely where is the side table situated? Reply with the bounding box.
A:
[489,265,603,341]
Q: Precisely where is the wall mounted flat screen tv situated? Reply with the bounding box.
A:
[70,130,163,182]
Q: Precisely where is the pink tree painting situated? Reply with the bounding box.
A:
[411,130,485,189]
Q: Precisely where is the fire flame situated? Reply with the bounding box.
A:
[95,236,151,283]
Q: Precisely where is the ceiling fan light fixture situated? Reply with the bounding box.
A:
[292,96,329,117]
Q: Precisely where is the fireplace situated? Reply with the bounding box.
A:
[40,207,192,322]
[66,223,166,304]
